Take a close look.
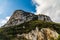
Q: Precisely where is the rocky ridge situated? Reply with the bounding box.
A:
[1,10,59,40]
[4,10,52,27]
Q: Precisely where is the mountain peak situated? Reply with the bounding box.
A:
[3,10,52,27]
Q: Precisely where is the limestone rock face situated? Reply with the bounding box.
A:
[17,28,59,40]
[4,10,36,27]
[3,10,52,27]
[38,14,52,22]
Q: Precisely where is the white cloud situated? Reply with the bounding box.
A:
[0,0,10,27]
[0,16,10,27]
[32,0,60,23]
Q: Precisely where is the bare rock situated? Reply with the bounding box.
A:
[3,10,52,27]
[17,27,59,40]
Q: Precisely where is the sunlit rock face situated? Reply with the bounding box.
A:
[17,27,59,40]
[4,10,36,27]
[41,28,59,40]
[3,10,52,27]
[38,14,52,22]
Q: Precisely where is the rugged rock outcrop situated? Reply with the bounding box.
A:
[17,27,59,40]
[0,10,60,40]
[38,14,52,22]
[3,10,52,27]
[3,10,36,27]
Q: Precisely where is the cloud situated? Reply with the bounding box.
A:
[0,0,10,27]
[32,0,60,23]
[0,16,10,27]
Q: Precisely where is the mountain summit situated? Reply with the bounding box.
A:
[0,10,60,40]
[4,10,52,27]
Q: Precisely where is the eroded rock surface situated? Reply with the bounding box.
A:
[17,27,59,40]
[3,10,52,27]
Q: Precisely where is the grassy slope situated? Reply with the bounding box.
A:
[0,20,60,40]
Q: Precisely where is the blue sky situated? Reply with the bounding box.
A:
[0,0,36,19]
[0,0,60,26]
[0,0,36,26]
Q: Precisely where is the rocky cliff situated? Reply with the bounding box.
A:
[17,27,59,40]
[3,10,52,27]
[0,10,60,40]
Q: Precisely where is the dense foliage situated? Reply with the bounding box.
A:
[0,20,60,40]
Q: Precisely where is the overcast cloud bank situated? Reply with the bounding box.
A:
[32,0,60,23]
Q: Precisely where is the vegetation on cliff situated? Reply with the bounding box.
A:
[0,20,60,40]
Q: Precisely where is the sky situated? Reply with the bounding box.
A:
[32,0,60,23]
[0,0,60,26]
[0,0,36,26]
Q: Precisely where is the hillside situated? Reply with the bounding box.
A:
[0,20,60,40]
[0,10,60,40]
